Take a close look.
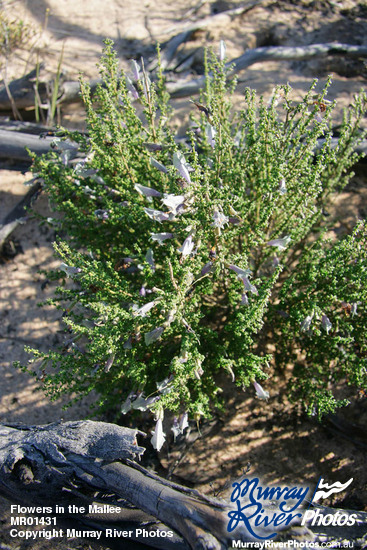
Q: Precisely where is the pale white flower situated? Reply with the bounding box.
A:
[125,76,139,99]
[90,173,106,185]
[161,193,185,215]
[59,263,82,277]
[219,40,227,61]
[74,166,98,178]
[121,392,135,414]
[212,210,228,229]
[178,235,195,257]
[321,315,332,334]
[135,184,162,198]
[267,236,291,251]
[61,150,71,166]
[173,151,192,183]
[194,365,204,379]
[82,185,95,197]
[201,261,214,276]
[131,59,140,81]
[279,178,287,195]
[131,394,159,411]
[241,276,258,295]
[132,300,156,317]
[205,123,216,148]
[228,264,252,278]
[241,293,249,306]
[253,381,269,400]
[145,326,164,346]
[171,412,189,441]
[144,208,171,222]
[171,417,181,440]
[51,138,78,152]
[94,209,109,219]
[179,412,189,432]
[300,315,313,332]
[150,157,168,174]
[150,232,174,244]
[156,375,174,394]
[194,357,204,379]
[104,352,115,373]
[142,74,151,100]
[151,417,166,451]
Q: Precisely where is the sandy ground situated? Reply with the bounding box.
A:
[0,0,367,548]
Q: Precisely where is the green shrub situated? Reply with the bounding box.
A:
[0,11,31,60]
[18,40,367,440]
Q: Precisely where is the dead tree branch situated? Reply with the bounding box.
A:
[0,128,54,160]
[0,421,236,549]
[1,42,366,109]
[167,42,367,97]
[0,177,42,252]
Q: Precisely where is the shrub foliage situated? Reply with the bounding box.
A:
[19,40,367,426]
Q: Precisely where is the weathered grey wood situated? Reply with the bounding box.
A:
[0,421,233,549]
[228,42,367,75]
[147,31,194,72]
[167,42,367,97]
[0,67,46,111]
[0,179,42,251]
[1,41,366,111]
[1,125,366,168]
[57,78,101,104]
[0,119,54,134]
[0,128,54,160]
[0,72,101,112]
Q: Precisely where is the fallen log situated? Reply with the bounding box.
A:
[147,30,194,72]
[0,70,101,113]
[0,121,367,163]
[0,128,54,161]
[228,42,367,76]
[0,67,46,111]
[167,42,367,97]
[2,41,366,111]
[0,178,42,252]
[147,0,271,72]
[0,421,237,549]
[0,119,54,134]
